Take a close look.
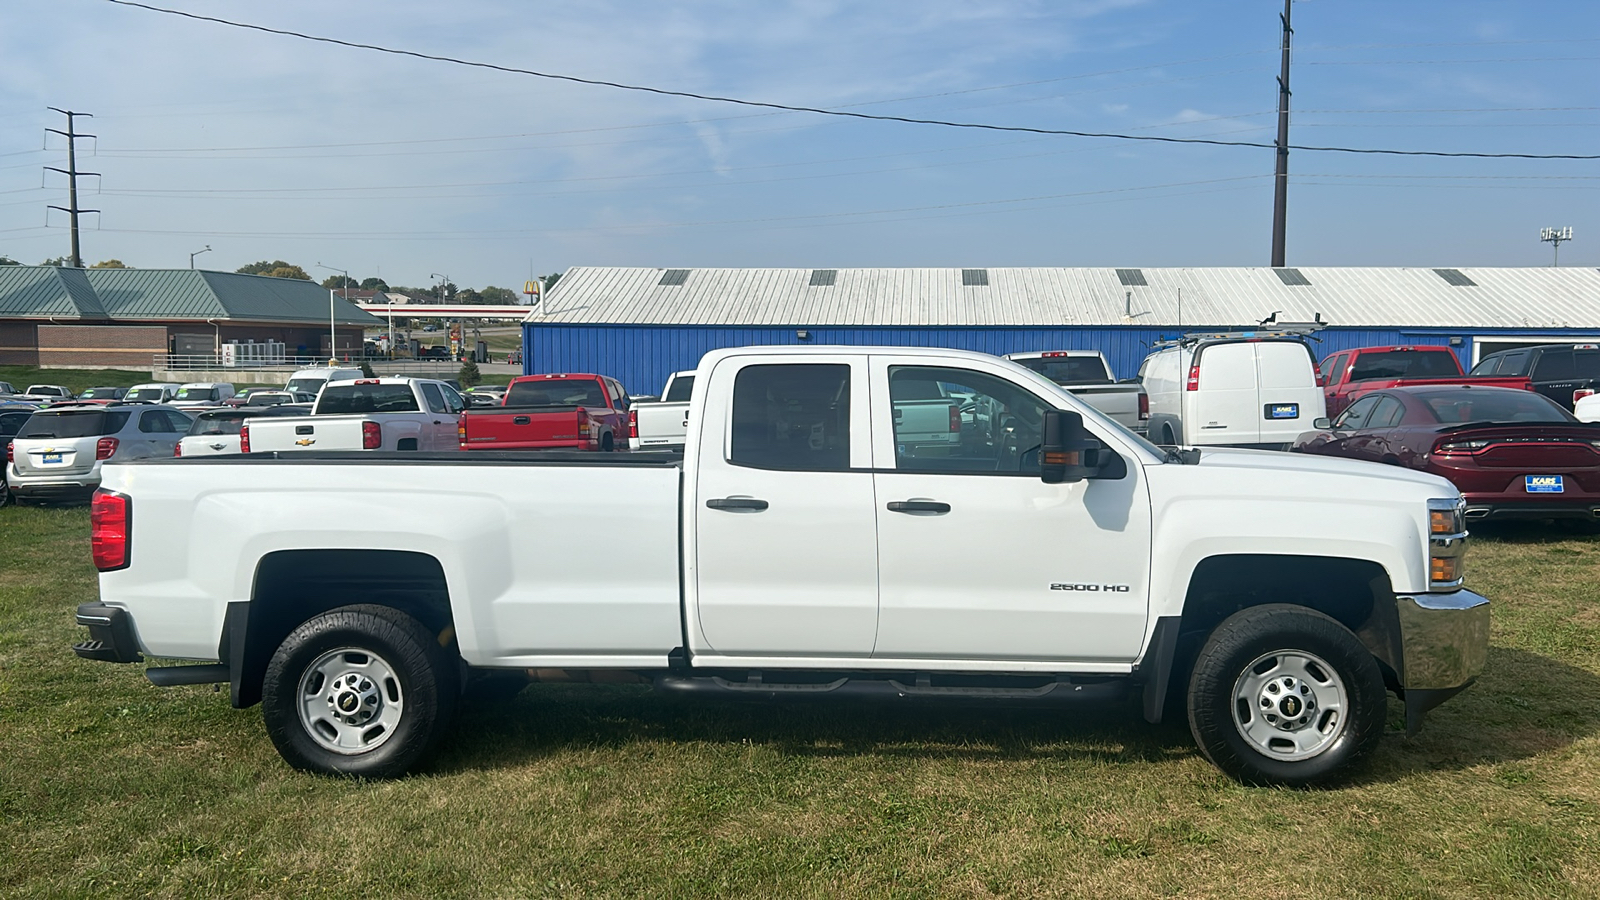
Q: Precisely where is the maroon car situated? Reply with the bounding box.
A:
[1293,384,1600,523]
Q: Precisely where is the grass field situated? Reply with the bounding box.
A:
[2,508,1597,898]
[0,366,154,395]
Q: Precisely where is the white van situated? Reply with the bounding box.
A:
[169,383,237,408]
[1138,336,1325,449]
[285,367,363,398]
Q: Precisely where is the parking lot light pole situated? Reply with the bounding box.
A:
[315,262,350,363]
[189,245,211,269]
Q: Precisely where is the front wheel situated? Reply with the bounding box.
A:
[262,604,459,778]
[1186,604,1386,787]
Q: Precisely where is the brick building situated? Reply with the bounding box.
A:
[0,266,380,367]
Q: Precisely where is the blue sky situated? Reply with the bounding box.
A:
[1,0,1596,289]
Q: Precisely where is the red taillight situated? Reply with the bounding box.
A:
[1575,389,1595,404]
[1314,369,1326,388]
[239,422,250,453]
[173,442,182,458]
[627,409,639,439]
[1186,364,1200,391]
[90,489,131,571]
[96,437,118,460]
[576,407,592,436]
[1138,393,1150,420]
[457,416,467,448]
[362,421,381,450]
[948,405,961,432]
[6,443,12,464]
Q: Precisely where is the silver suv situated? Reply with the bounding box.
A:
[7,405,195,503]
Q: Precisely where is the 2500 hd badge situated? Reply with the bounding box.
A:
[1050,583,1131,592]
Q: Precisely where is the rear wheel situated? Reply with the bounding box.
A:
[262,604,459,778]
[600,433,614,452]
[1187,604,1385,786]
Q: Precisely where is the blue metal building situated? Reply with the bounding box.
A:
[523,267,1600,394]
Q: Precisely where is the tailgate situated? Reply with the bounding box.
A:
[245,416,366,451]
[1063,384,1140,419]
[463,408,581,446]
[635,402,690,446]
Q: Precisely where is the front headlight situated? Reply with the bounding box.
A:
[1427,497,1467,589]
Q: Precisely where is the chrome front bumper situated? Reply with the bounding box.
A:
[1395,589,1490,732]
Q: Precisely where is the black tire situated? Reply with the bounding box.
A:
[0,483,10,508]
[262,604,459,778]
[600,432,614,452]
[1187,604,1386,787]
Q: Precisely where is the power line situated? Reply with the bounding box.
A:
[102,0,1600,161]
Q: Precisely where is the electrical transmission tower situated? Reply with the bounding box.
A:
[45,108,99,268]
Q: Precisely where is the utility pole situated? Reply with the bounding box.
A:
[1270,0,1293,268]
[45,108,98,268]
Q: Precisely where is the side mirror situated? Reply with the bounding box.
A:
[1313,417,1333,430]
[1040,409,1101,484]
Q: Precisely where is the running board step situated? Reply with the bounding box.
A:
[655,673,1125,703]
[145,664,230,686]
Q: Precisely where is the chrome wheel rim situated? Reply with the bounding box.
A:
[298,647,404,755]
[1230,649,1348,761]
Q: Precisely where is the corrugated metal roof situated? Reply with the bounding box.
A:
[0,266,379,325]
[529,266,1600,329]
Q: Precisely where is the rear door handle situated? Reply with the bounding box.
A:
[887,500,951,513]
[706,497,769,511]
[513,415,530,425]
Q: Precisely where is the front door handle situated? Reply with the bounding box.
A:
[887,500,951,513]
[706,497,769,511]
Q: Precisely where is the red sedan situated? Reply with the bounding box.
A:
[1293,385,1600,523]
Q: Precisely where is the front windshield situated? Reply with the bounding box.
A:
[286,377,326,395]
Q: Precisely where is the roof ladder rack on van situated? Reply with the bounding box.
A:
[1150,313,1329,350]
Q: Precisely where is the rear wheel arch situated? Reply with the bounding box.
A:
[233,549,456,708]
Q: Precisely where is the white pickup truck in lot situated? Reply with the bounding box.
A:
[240,377,467,453]
[1006,350,1149,435]
[74,345,1488,786]
[628,370,695,450]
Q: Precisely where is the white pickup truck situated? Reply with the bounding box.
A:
[74,346,1487,786]
[627,370,695,450]
[1006,351,1148,435]
[240,378,466,453]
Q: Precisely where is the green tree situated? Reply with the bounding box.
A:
[360,277,390,291]
[0,256,20,266]
[542,271,562,291]
[458,358,482,388]
[321,274,358,289]
[359,360,376,378]
[90,259,128,269]
[237,260,312,280]
[40,256,68,267]
[456,288,482,304]
[479,286,518,304]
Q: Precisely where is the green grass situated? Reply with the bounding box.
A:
[0,366,153,395]
[1,511,1597,898]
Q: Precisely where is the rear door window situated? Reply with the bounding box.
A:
[1368,396,1405,428]
[729,364,850,471]
[1533,349,1576,381]
[1335,395,1381,430]
[1491,350,1530,376]
[419,383,449,414]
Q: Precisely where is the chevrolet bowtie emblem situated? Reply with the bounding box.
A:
[295,438,316,446]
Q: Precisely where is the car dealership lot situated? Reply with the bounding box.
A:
[2,506,1597,898]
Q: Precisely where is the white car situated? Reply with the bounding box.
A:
[177,407,306,457]
[169,383,237,408]
[7,404,193,502]
[1138,332,1326,449]
[126,382,182,404]
[1573,392,1600,423]
[78,345,1487,787]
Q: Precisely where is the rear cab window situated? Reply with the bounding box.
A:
[1349,349,1461,381]
[1012,356,1112,385]
[663,375,696,403]
[318,384,420,414]
[505,378,608,408]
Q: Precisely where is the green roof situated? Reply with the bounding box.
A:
[0,266,380,325]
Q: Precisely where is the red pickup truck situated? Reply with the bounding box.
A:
[1319,345,1533,418]
[458,373,630,451]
